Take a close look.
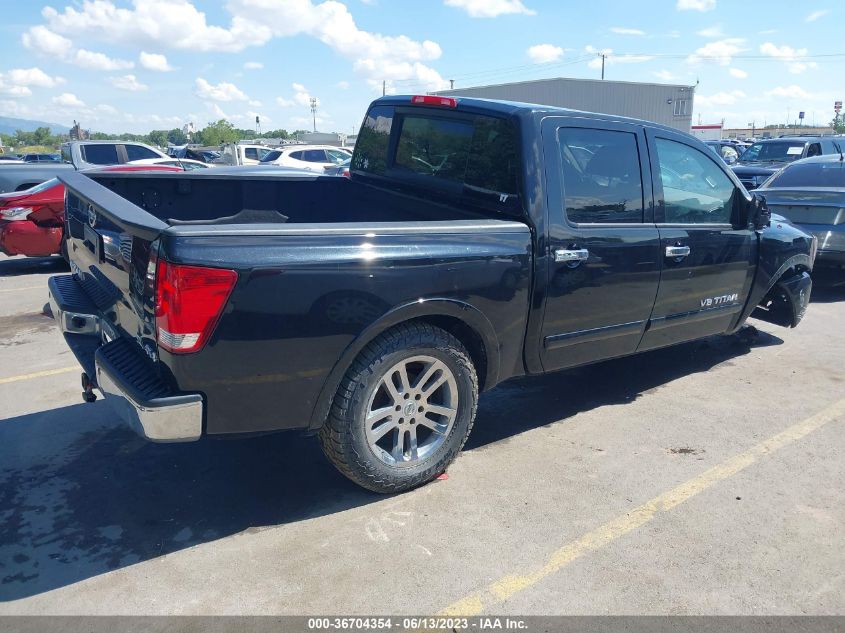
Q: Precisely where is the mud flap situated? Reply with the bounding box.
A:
[751,272,812,328]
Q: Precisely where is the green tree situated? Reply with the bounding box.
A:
[198,119,239,145]
[832,113,845,134]
[167,128,187,145]
[148,130,168,147]
[260,128,290,139]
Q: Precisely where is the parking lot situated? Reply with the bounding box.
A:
[0,251,843,615]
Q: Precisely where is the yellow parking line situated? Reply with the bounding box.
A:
[0,285,44,293]
[440,397,845,616]
[0,366,78,385]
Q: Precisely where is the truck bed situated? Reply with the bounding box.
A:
[80,170,505,226]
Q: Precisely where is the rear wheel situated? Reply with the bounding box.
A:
[319,323,478,493]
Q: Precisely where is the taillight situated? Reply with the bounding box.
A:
[411,95,458,107]
[155,259,237,354]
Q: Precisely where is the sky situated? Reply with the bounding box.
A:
[0,0,842,135]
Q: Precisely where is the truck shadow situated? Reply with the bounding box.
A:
[466,328,783,451]
[0,329,781,601]
[0,256,68,277]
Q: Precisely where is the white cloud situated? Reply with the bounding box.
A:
[677,0,715,10]
[109,74,148,91]
[291,83,317,107]
[139,51,174,72]
[760,42,818,74]
[766,85,811,100]
[337,80,350,89]
[696,25,725,38]
[39,0,264,53]
[687,38,745,66]
[527,44,563,64]
[0,83,32,98]
[21,25,73,56]
[805,9,828,22]
[52,92,85,107]
[248,99,262,107]
[653,69,676,81]
[696,90,746,107]
[276,96,294,107]
[194,78,248,101]
[5,67,63,88]
[36,0,449,91]
[74,49,134,70]
[729,67,748,79]
[243,61,263,70]
[610,27,646,36]
[444,0,536,18]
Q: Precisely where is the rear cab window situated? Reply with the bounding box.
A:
[352,103,521,215]
[81,144,119,165]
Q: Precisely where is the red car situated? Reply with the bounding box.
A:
[0,165,182,258]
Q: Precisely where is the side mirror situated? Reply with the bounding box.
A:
[749,193,771,230]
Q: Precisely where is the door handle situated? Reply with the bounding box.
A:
[665,245,691,259]
[554,248,589,264]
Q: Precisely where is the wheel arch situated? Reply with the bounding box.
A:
[307,298,500,431]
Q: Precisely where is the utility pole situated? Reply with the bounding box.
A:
[450,79,454,89]
[310,97,318,133]
[382,80,386,96]
[598,53,607,80]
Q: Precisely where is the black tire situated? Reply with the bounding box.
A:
[319,322,478,493]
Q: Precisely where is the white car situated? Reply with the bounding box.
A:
[127,158,212,170]
[259,145,351,172]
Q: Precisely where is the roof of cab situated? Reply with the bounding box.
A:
[373,94,686,136]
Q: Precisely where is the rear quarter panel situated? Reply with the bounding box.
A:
[160,223,532,435]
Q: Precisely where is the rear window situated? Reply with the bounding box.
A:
[767,162,845,188]
[741,141,806,163]
[353,104,520,212]
[82,144,119,165]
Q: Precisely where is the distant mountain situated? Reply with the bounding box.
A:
[0,116,70,136]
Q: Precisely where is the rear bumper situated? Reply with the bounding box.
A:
[0,220,62,256]
[94,342,203,442]
[49,273,204,442]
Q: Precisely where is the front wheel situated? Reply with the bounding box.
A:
[319,323,478,493]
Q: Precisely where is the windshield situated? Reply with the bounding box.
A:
[740,141,806,163]
[767,162,845,188]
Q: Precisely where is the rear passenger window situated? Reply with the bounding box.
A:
[655,138,736,224]
[125,145,160,161]
[558,128,644,223]
[81,144,119,165]
[301,150,328,162]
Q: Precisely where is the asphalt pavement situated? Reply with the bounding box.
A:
[0,253,843,615]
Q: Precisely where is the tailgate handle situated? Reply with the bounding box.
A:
[665,245,691,259]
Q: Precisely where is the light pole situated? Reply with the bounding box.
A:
[310,97,318,133]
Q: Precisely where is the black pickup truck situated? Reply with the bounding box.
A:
[49,95,816,493]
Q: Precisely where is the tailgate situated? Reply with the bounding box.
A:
[60,171,168,354]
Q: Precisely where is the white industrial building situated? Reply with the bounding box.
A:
[434,77,696,132]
